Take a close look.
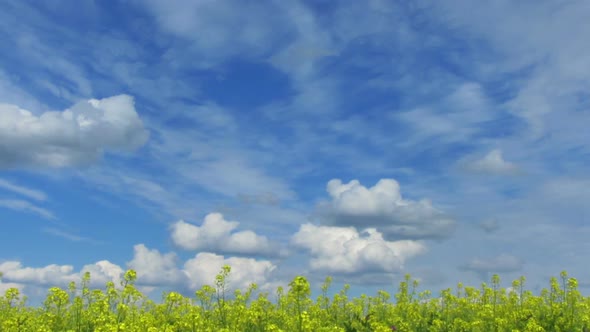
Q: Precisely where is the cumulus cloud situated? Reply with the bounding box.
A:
[0,259,129,290]
[0,243,278,299]
[0,261,77,286]
[464,149,520,175]
[460,254,524,276]
[126,244,278,292]
[291,223,426,275]
[0,94,148,169]
[78,260,125,288]
[170,213,281,257]
[127,244,188,287]
[183,252,276,292]
[317,179,456,240]
[0,178,47,201]
[0,281,24,295]
[0,199,55,220]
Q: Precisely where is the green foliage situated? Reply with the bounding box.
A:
[0,269,590,331]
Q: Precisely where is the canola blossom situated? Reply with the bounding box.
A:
[0,267,589,331]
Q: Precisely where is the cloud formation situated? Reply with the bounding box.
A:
[170,213,280,257]
[431,1,590,140]
[0,178,47,201]
[0,243,278,298]
[0,259,129,291]
[317,179,456,240]
[464,149,519,175]
[0,261,77,286]
[79,260,125,288]
[0,281,23,295]
[0,95,148,169]
[292,223,426,275]
[127,244,189,287]
[396,83,494,146]
[0,199,55,220]
[126,244,278,292]
[183,252,276,292]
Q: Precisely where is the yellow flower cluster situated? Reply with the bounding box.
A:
[0,268,589,331]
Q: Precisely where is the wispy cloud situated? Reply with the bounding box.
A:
[41,227,104,245]
[0,178,47,201]
[0,199,55,220]
[395,82,495,147]
[0,69,48,113]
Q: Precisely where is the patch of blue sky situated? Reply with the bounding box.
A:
[1,0,590,307]
[471,113,529,141]
[53,198,165,265]
[201,59,295,110]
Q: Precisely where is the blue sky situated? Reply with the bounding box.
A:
[1,0,590,306]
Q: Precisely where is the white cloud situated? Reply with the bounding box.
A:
[0,94,148,169]
[182,252,276,291]
[79,260,125,289]
[0,178,47,201]
[461,254,523,274]
[126,244,188,287]
[0,259,128,300]
[0,261,77,286]
[0,281,24,296]
[291,223,426,275]
[318,179,456,240]
[126,244,278,292]
[0,243,278,300]
[464,149,519,175]
[0,260,124,306]
[0,199,55,220]
[170,213,280,257]
[0,259,129,290]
